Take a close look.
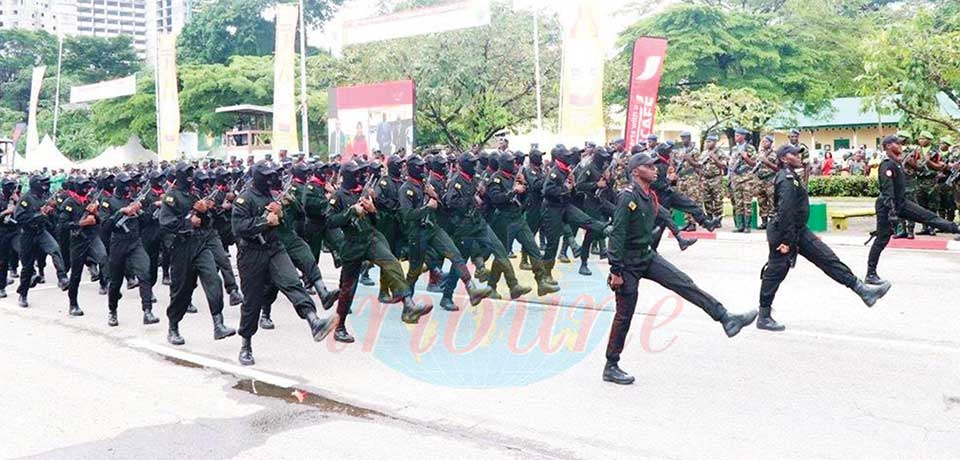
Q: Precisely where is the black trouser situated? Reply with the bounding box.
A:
[0,230,15,289]
[203,230,238,294]
[406,227,470,294]
[868,200,959,275]
[108,236,153,311]
[142,228,162,287]
[761,226,858,309]
[237,242,316,338]
[651,205,684,251]
[661,190,710,227]
[447,220,519,295]
[606,253,727,364]
[336,231,409,328]
[161,233,174,277]
[56,226,71,276]
[68,235,107,305]
[166,234,225,326]
[17,229,67,297]
[541,204,606,265]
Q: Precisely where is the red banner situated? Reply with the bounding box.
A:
[624,37,668,147]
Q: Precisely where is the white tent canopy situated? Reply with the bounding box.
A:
[14,135,76,172]
[78,136,158,169]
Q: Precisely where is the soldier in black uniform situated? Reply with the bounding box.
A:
[195,170,244,307]
[14,175,70,307]
[0,177,20,298]
[650,143,720,236]
[398,155,493,310]
[159,162,236,346]
[603,153,758,385]
[756,145,893,331]
[865,136,960,285]
[444,152,531,300]
[142,170,166,291]
[328,160,432,343]
[540,146,608,282]
[372,155,405,300]
[519,149,546,271]
[101,173,159,326]
[422,153,450,292]
[59,176,108,316]
[232,161,337,366]
[303,162,345,268]
[486,151,559,296]
[574,147,613,275]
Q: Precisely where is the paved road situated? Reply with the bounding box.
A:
[2,238,958,459]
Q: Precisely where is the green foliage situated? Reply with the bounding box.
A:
[91,73,158,151]
[807,175,879,197]
[663,84,783,143]
[61,35,140,84]
[336,0,562,149]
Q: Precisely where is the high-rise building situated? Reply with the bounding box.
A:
[0,0,77,35]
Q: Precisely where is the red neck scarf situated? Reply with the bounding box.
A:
[554,160,570,175]
[68,190,89,206]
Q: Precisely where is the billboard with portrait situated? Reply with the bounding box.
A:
[327,80,415,162]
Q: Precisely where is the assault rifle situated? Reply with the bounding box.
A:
[114,186,152,233]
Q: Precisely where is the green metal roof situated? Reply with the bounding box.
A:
[777,93,960,129]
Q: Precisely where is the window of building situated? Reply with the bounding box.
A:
[833,139,850,150]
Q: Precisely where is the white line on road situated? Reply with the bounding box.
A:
[126,338,300,388]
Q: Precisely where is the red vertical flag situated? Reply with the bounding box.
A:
[623,37,668,147]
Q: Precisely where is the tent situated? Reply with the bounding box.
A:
[14,135,76,172]
[78,136,158,169]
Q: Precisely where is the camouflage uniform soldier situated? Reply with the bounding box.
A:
[898,131,919,239]
[936,138,955,222]
[730,128,758,233]
[700,134,728,226]
[675,131,703,231]
[915,131,944,235]
[754,135,779,229]
[787,129,811,187]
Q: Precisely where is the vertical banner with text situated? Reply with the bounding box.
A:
[624,37,668,147]
[26,65,46,158]
[558,1,605,143]
[157,33,181,161]
[272,3,299,154]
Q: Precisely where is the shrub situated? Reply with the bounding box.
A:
[807,175,878,197]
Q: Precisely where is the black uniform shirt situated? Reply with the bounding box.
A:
[607,181,657,276]
[770,169,809,248]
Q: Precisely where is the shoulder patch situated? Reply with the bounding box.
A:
[163,195,174,204]
[102,201,109,208]
[406,189,415,197]
[493,177,501,184]
[329,198,336,206]
[585,170,590,177]
[235,197,245,205]
[380,180,387,187]
[550,173,557,179]
[628,201,637,211]
[56,197,63,203]
[307,185,314,191]
[20,201,28,207]
[65,205,73,212]
[885,169,893,177]
[454,182,462,190]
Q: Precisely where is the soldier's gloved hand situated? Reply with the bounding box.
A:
[266,212,280,226]
[607,273,623,291]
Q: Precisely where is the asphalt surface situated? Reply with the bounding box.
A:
[2,237,958,460]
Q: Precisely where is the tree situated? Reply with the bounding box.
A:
[177,0,345,65]
[0,30,57,112]
[607,2,865,118]
[664,84,782,145]
[61,35,140,84]
[856,3,960,133]
[335,0,562,149]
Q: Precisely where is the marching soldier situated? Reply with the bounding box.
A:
[729,128,758,233]
[60,176,108,317]
[757,144,892,331]
[604,152,758,385]
[574,147,613,275]
[159,162,236,346]
[486,151,560,296]
[194,170,244,307]
[232,160,337,366]
[754,135,780,230]
[865,136,960,286]
[0,178,19,298]
[519,149,546,271]
[327,160,432,344]
[15,175,70,308]
[101,173,159,326]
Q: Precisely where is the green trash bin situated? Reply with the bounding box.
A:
[673,209,685,228]
[752,198,827,232]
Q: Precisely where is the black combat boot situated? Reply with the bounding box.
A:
[212,313,237,340]
[306,310,337,341]
[142,307,159,325]
[126,276,139,290]
[732,215,744,233]
[864,272,885,286]
[0,288,6,298]
[758,216,768,230]
[186,303,198,313]
[69,304,84,317]
[334,326,355,343]
[167,325,185,345]
[107,310,118,327]
[509,283,532,300]
[89,264,100,281]
[18,294,28,308]
[721,308,759,337]
[756,306,784,331]
[58,276,69,291]
[439,296,459,311]
[602,361,635,385]
[677,235,698,251]
[578,261,592,276]
[557,243,571,263]
[259,312,275,330]
[98,284,108,295]
[854,279,891,307]
[358,266,374,286]
[401,296,433,324]
[228,289,244,306]
[238,337,255,366]
[466,279,493,306]
[742,215,752,234]
[426,268,445,292]
[162,272,171,285]
[519,252,532,271]
[314,280,339,310]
